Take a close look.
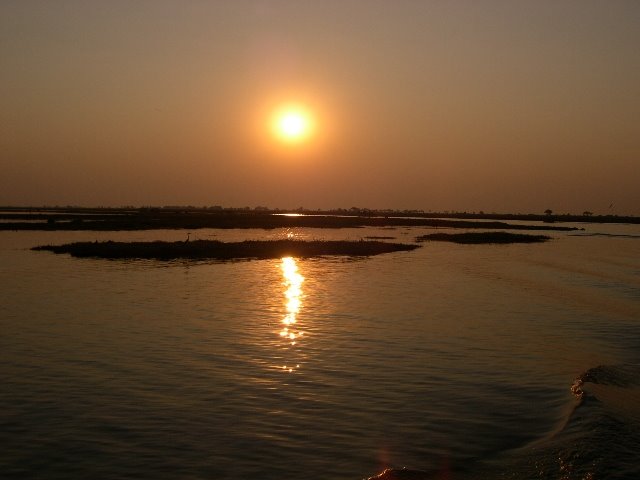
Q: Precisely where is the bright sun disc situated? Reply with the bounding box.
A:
[281,113,305,137]
[272,106,313,143]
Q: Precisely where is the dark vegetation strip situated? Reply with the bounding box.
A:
[1,206,637,224]
[32,239,420,260]
[415,231,551,244]
[2,210,577,231]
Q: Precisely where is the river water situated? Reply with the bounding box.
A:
[1,223,639,479]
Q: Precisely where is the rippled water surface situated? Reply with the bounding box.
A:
[1,224,639,479]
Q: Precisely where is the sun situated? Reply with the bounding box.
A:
[280,112,306,138]
[272,105,313,143]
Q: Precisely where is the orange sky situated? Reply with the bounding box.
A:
[1,1,639,214]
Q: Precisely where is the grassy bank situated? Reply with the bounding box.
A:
[32,239,420,260]
[415,231,551,244]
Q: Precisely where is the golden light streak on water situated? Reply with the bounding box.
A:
[279,256,304,372]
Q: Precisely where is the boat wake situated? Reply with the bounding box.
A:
[366,364,640,480]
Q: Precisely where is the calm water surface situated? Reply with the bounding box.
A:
[1,224,639,479]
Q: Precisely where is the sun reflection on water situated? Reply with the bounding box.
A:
[279,257,304,373]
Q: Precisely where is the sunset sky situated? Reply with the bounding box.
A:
[2,1,639,214]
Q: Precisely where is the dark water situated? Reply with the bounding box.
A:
[1,224,639,479]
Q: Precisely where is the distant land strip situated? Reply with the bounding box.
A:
[415,231,551,244]
[32,239,420,260]
[1,209,579,232]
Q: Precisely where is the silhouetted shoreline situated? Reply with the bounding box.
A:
[415,231,551,244]
[32,239,420,260]
[0,207,584,231]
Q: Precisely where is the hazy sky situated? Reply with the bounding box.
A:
[2,1,639,214]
